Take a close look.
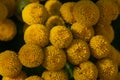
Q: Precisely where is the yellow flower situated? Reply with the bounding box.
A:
[0,50,22,78]
[18,44,44,68]
[90,35,111,59]
[60,2,76,24]
[0,19,17,41]
[42,70,68,80]
[24,24,49,47]
[73,61,98,80]
[22,3,48,25]
[97,58,118,80]
[50,26,73,48]
[66,39,90,65]
[42,45,66,71]
[73,0,100,26]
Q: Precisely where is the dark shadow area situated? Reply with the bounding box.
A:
[112,15,120,51]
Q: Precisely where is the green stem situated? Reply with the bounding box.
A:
[65,62,74,79]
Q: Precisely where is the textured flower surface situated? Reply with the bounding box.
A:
[0,0,120,80]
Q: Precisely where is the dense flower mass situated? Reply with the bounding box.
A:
[66,39,90,65]
[96,58,118,80]
[2,71,27,80]
[45,0,62,16]
[73,0,100,26]
[50,25,73,48]
[25,75,43,80]
[22,3,48,25]
[60,2,76,24]
[89,35,111,59]
[42,45,66,71]
[18,44,44,68]
[73,61,98,80]
[0,19,17,41]
[96,0,119,24]
[0,50,22,78]
[71,22,94,42]
[0,0,120,80]
[42,70,68,80]
[45,15,65,30]
[24,24,49,47]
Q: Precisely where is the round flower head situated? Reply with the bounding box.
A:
[0,3,8,21]
[45,0,62,16]
[96,58,118,80]
[1,0,16,17]
[50,26,73,48]
[73,0,100,26]
[108,45,120,66]
[0,19,17,41]
[24,24,49,47]
[96,0,119,23]
[94,23,114,43]
[25,76,43,80]
[42,70,68,80]
[22,3,48,25]
[18,44,44,68]
[42,45,66,71]
[0,50,22,78]
[2,71,27,80]
[73,61,98,80]
[66,39,90,65]
[45,15,65,30]
[89,35,111,59]
[71,22,94,42]
[60,2,76,24]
